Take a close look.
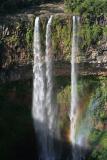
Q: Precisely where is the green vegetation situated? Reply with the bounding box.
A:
[90,147,107,160]
[52,16,71,60]
[88,130,107,160]
[79,24,103,50]
[25,20,34,57]
[0,18,34,67]
[64,0,107,16]
[57,76,107,159]
[103,26,107,36]
[65,0,107,51]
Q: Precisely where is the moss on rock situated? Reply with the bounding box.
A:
[52,14,72,61]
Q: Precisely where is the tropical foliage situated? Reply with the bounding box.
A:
[64,0,107,51]
[65,0,107,16]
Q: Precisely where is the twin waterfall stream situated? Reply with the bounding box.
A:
[32,16,85,160]
[32,16,55,160]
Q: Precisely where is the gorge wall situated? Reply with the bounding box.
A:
[0,4,107,83]
[0,3,107,160]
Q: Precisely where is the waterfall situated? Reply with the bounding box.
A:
[45,15,56,160]
[45,15,54,134]
[32,16,55,160]
[32,17,47,159]
[70,16,80,160]
[70,16,79,145]
[32,17,46,124]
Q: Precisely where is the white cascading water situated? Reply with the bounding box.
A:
[32,16,55,160]
[70,16,81,160]
[46,15,54,134]
[32,17,47,159]
[32,17,46,124]
[70,16,79,146]
[45,15,56,160]
[70,16,90,160]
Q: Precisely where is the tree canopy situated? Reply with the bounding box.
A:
[65,0,107,16]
